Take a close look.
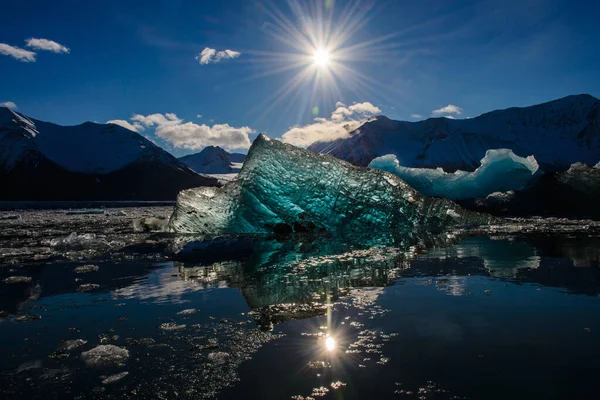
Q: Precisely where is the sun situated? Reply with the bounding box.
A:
[313,47,330,68]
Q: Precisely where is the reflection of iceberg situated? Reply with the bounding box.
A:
[423,236,540,277]
[369,149,539,200]
[168,135,495,234]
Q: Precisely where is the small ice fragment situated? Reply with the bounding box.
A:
[15,314,41,322]
[0,214,21,220]
[74,265,99,274]
[133,217,167,232]
[59,339,88,351]
[3,276,32,284]
[159,322,186,331]
[102,371,129,385]
[81,345,129,367]
[77,283,100,292]
[177,308,197,315]
[207,351,230,364]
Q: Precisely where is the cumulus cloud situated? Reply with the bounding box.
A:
[0,43,36,62]
[0,101,17,110]
[113,112,253,150]
[107,119,144,133]
[282,101,381,147]
[196,47,241,64]
[432,104,463,116]
[411,114,422,119]
[25,38,70,54]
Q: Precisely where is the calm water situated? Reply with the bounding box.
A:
[1,217,600,399]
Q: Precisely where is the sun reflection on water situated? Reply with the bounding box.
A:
[325,335,336,352]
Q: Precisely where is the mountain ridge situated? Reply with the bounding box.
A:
[0,107,218,200]
[179,145,245,174]
[308,94,600,172]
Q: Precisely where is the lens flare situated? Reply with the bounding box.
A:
[325,336,336,351]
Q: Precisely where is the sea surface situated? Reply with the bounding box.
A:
[0,208,599,399]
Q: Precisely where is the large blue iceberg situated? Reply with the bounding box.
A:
[368,149,539,200]
[168,135,496,234]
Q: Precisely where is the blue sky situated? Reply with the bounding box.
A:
[1,0,599,156]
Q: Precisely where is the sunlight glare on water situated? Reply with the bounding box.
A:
[325,335,336,352]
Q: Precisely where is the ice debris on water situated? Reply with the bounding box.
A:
[0,214,21,220]
[80,345,129,367]
[101,371,129,385]
[58,339,88,351]
[77,283,100,292]
[168,135,495,234]
[65,209,105,215]
[369,149,539,200]
[177,308,197,315]
[207,351,230,365]
[159,322,186,331]
[133,217,168,232]
[3,276,32,284]
[14,313,41,322]
[74,264,100,273]
[49,232,109,249]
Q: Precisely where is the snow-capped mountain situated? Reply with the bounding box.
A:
[0,107,218,200]
[179,146,245,174]
[308,94,600,172]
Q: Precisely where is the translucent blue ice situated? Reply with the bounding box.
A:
[369,149,539,200]
[168,135,496,234]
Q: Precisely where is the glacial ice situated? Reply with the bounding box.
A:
[369,149,539,200]
[80,345,129,367]
[168,135,496,235]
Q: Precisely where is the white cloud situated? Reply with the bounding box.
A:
[335,101,346,108]
[117,112,253,150]
[282,101,381,147]
[131,113,181,127]
[107,119,144,133]
[410,114,422,119]
[196,47,241,64]
[443,115,456,119]
[432,104,463,116]
[0,101,17,110]
[0,43,36,62]
[25,38,70,54]
[196,114,203,119]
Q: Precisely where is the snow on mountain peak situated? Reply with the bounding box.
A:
[0,108,189,174]
[179,146,245,174]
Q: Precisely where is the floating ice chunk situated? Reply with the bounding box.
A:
[369,149,539,200]
[14,314,41,322]
[74,264,99,274]
[159,322,186,331]
[77,283,100,292]
[81,345,129,367]
[168,135,495,234]
[207,351,230,365]
[177,308,197,315]
[0,214,21,220]
[133,217,168,232]
[58,339,88,351]
[3,276,32,284]
[102,371,129,385]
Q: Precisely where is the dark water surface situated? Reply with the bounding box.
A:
[1,211,599,399]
